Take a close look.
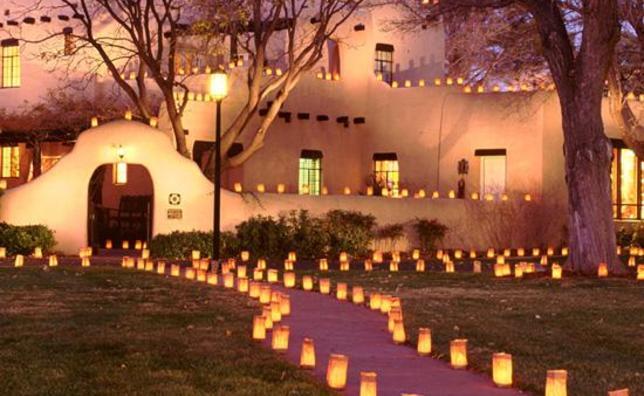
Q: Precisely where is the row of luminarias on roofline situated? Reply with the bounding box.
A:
[233,181,535,202]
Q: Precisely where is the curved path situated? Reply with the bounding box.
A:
[267,287,524,396]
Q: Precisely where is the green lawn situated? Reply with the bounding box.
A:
[0,266,331,396]
[305,268,644,396]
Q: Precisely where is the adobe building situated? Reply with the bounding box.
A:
[0,3,641,253]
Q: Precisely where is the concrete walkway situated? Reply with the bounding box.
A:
[269,287,523,396]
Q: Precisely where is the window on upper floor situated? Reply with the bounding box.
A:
[1,146,20,178]
[327,39,341,79]
[1,39,21,88]
[611,141,642,220]
[374,43,394,85]
[63,27,75,56]
[373,153,399,195]
[299,150,323,195]
[476,149,507,198]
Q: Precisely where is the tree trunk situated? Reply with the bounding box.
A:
[164,95,190,158]
[32,140,42,179]
[561,100,621,275]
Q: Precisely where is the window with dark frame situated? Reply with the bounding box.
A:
[1,39,20,88]
[63,27,75,56]
[1,146,20,178]
[374,43,394,85]
[299,150,323,195]
[373,152,399,195]
[611,140,643,220]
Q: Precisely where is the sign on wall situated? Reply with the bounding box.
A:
[167,208,183,219]
[168,193,181,205]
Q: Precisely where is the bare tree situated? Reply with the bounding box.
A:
[9,0,204,158]
[389,0,634,274]
[195,0,365,177]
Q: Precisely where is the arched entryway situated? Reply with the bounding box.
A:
[87,163,154,251]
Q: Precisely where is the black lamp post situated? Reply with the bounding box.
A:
[209,69,229,263]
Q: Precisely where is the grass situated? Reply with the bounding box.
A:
[0,265,332,396]
[301,266,644,396]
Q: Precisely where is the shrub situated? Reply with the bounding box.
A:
[0,222,56,255]
[235,215,291,259]
[376,223,405,252]
[413,218,447,253]
[324,210,376,257]
[284,210,329,259]
[149,230,239,259]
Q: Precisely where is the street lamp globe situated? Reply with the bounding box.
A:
[209,69,228,101]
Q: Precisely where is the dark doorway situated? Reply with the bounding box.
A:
[87,164,154,250]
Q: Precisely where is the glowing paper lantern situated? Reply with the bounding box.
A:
[492,353,513,387]
[416,259,425,272]
[257,286,270,305]
[487,248,495,258]
[122,240,130,249]
[628,256,635,267]
[277,183,285,194]
[389,261,399,272]
[540,255,548,266]
[545,370,567,396]
[257,184,265,193]
[136,258,145,270]
[253,268,263,281]
[417,328,432,356]
[33,247,43,258]
[237,276,249,292]
[91,117,99,127]
[551,264,562,279]
[267,269,278,283]
[270,300,282,322]
[339,252,348,262]
[14,254,24,267]
[514,265,524,279]
[284,260,294,271]
[380,295,392,314]
[141,249,150,259]
[185,267,195,280]
[336,283,348,300]
[302,275,313,291]
[221,272,233,288]
[369,293,382,310]
[360,372,377,396]
[48,255,58,267]
[392,319,406,344]
[191,250,201,260]
[170,264,180,277]
[105,240,113,249]
[319,258,329,271]
[262,306,273,330]
[279,294,291,315]
[450,339,468,369]
[81,257,91,267]
[561,247,569,256]
[532,247,540,256]
[637,265,644,281]
[283,271,296,288]
[351,286,365,304]
[233,183,243,192]
[373,251,383,263]
[319,278,331,294]
[607,389,629,396]
[256,258,267,270]
[271,325,289,352]
[0,247,6,259]
[248,281,260,298]
[598,262,608,278]
[288,251,297,261]
[445,261,455,273]
[146,260,155,272]
[300,338,316,369]
[326,354,349,390]
[517,247,525,257]
[412,249,420,260]
[364,259,373,271]
[454,249,463,259]
[470,250,477,259]
[340,261,350,271]
[252,315,266,341]
[547,247,554,256]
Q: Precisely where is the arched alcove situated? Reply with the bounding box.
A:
[87,163,154,250]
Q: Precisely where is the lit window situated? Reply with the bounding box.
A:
[1,39,21,88]
[476,149,506,198]
[1,146,20,178]
[611,142,642,220]
[299,150,323,195]
[373,153,399,195]
[374,43,394,85]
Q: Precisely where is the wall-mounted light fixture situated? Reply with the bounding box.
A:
[113,145,127,185]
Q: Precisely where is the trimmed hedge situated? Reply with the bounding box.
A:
[0,222,56,255]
